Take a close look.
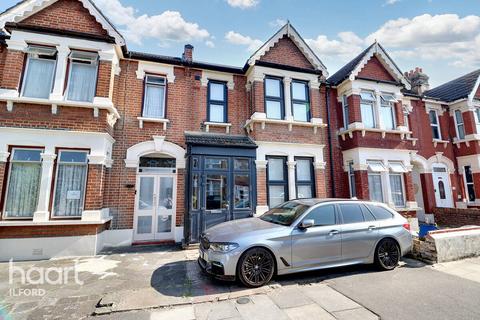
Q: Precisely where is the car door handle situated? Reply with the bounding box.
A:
[329,230,339,235]
[368,225,376,230]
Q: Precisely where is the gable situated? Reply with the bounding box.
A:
[259,35,315,70]
[19,0,108,37]
[357,55,396,82]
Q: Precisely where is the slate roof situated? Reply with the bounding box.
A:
[327,44,374,86]
[185,132,257,148]
[424,69,480,103]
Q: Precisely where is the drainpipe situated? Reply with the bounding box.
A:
[325,85,336,198]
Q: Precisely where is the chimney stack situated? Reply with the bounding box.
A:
[406,67,429,94]
[183,44,193,63]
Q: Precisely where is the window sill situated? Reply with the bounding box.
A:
[0,217,111,227]
[433,139,449,149]
[204,122,232,133]
[0,89,119,120]
[245,112,326,134]
[137,117,170,130]
[338,123,411,140]
[453,134,480,148]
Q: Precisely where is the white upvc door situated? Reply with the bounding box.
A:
[133,173,176,241]
[431,164,453,208]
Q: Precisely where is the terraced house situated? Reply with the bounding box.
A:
[0,0,479,260]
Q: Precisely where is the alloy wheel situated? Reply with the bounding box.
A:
[376,238,400,270]
[239,248,274,287]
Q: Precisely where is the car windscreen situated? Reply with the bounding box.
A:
[260,201,311,226]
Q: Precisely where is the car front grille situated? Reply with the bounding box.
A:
[200,234,210,250]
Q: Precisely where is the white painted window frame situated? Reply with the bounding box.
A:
[379,93,396,130]
[387,172,406,208]
[142,74,167,119]
[454,109,466,140]
[474,108,480,134]
[360,91,377,128]
[342,95,349,129]
[21,47,57,99]
[429,109,442,140]
[65,51,99,103]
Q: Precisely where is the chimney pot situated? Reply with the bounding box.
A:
[183,44,193,62]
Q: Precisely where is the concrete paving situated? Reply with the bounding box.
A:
[432,256,480,283]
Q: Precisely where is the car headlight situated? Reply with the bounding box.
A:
[209,242,239,253]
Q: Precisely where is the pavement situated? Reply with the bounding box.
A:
[1,246,480,320]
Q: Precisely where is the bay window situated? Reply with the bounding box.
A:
[66,51,99,102]
[295,157,315,198]
[207,81,227,123]
[21,45,57,99]
[464,165,476,202]
[360,91,376,128]
[342,95,349,128]
[367,161,385,202]
[3,148,43,218]
[53,150,89,217]
[264,77,284,119]
[267,156,288,207]
[388,162,407,207]
[429,110,441,139]
[454,110,465,139]
[291,80,310,122]
[143,75,166,118]
[380,94,396,130]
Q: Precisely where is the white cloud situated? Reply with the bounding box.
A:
[93,0,210,45]
[225,31,263,51]
[226,0,259,9]
[205,40,215,48]
[383,0,400,6]
[269,18,287,28]
[306,31,364,61]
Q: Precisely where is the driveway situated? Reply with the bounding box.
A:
[1,246,480,320]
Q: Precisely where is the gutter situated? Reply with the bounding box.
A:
[325,84,336,197]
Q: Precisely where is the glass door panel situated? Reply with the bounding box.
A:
[134,176,155,240]
[155,176,175,239]
[205,174,228,229]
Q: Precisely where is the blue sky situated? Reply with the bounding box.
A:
[1,0,479,86]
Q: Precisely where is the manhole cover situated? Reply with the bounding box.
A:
[236,297,250,304]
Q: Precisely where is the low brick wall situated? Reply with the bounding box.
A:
[412,236,437,264]
[432,207,480,228]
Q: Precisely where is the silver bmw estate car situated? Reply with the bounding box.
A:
[198,199,412,287]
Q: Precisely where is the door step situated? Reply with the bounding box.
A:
[132,240,176,246]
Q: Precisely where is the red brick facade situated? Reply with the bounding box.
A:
[259,36,314,70]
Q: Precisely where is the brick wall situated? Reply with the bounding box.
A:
[354,170,370,200]
[21,0,108,37]
[347,95,362,124]
[96,60,112,98]
[259,36,314,70]
[0,50,24,90]
[404,172,415,202]
[0,223,108,238]
[256,168,267,207]
[357,55,395,82]
[315,168,327,198]
[84,164,105,210]
[433,207,480,227]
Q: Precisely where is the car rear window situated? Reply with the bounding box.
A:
[367,205,394,220]
[339,204,364,224]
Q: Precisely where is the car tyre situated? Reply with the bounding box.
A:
[375,238,400,271]
[237,247,275,288]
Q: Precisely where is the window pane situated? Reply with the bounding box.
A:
[467,184,476,202]
[234,175,250,209]
[158,177,173,209]
[234,159,249,170]
[458,124,465,139]
[306,205,336,226]
[157,215,172,233]
[296,159,312,181]
[368,174,383,202]
[143,84,165,118]
[293,103,309,121]
[138,177,154,210]
[53,163,88,216]
[389,174,405,207]
[339,204,365,224]
[268,158,284,181]
[292,82,307,100]
[431,126,440,140]
[12,149,42,162]
[266,100,282,119]
[206,174,227,210]
[139,157,175,168]
[146,75,165,85]
[205,158,227,169]
[361,103,375,128]
[349,162,356,198]
[429,110,438,125]
[209,82,225,101]
[380,105,394,130]
[297,185,312,198]
[268,185,286,207]
[4,162,41,217]
[67,62,97,102]
[208,103,225,122]
[192,174,200,210]
[59,151,88,163]
[137,216,152,234]
[23,58,55,99]
[455,110,463,124]
[360,91,375,101]
[465,166,474,183]
[368,205,393,220]
[265,78,281,97]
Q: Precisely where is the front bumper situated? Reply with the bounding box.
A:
[197,248,241,281]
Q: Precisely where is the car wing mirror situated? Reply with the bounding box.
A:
[299,219,314,229]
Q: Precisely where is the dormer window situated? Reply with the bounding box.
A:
[264,77,284,120]
[21,45,57,99]
[380,94,396,130]
[66,50,99,102]
[360,91,376,128]
[143,75,166,118]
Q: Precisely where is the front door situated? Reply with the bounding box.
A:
[134,174,176,241]
[432,164,453,208]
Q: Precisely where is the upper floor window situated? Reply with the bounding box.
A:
[429,110,441,139]
[67,51,99,102]
[291,80,310,122]
[342,95,349,128]
[360,91,376,128]
[474,108,480,134]
[380,94,396,130]
[207,81,227,123]
[21,45,57,99]
[143,75,166,118]
[454,110,465,140]
[264,77,284,120]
